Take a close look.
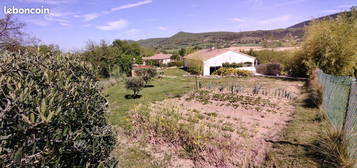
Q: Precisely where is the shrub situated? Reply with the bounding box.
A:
[222,62,252,68]
[256,64,281,75]
[285,50,309,77]
[235,69,252,77]
[301,8,357,76]
[125,77,145,97]
[212,67,236,76]
[222,62,243,68]
[168,61,184,67]
[0,51,116,167]
[135,67,157,84]
[184,59,202,75]
[212,67,251,77]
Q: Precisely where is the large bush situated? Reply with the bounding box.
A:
[0,51,116,167]
[256,64,281,75]
[168,61,184,67]
[302,8,357,76]
[184,59,202,75]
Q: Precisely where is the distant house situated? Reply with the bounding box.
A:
[143,53,172,65]
[184,48,257,76]
[131,65,151,77]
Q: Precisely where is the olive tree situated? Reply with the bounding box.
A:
[135,68,157,84]
[125,77,145,98]
[0,50,116,167]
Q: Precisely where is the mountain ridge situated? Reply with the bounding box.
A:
[136,12,344,49]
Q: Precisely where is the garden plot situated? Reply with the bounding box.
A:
[121,79,302,167]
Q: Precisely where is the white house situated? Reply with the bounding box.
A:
[143,53,172,65]
[184,48,257,76]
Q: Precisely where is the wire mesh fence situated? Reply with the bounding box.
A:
[316,69,357,163]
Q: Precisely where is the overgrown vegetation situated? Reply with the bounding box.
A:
[0,50,116,167]
[301,8,357,77]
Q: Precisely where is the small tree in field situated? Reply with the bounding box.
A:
[136,68,157,84]
[125,77,145,97]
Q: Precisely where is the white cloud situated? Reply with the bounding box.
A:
[75,13,101,21]
[230,18,245,22]
[49,11,76,17]
[76,0,153,21]
[258,15,292,24]
[158,26,167,30]
[96,19,128,31]
[110,0,152,12]
[118,29,147,40]
[26,19,50,26]
[44,15,71,27]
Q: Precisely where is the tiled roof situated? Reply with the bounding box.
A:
[143,53,172,60]
[184,48,255,61]
[132,65,151,70]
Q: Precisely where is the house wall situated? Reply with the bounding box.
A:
[162,58,171,64]
[203,51,256,76]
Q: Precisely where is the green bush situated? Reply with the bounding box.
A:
[125,77,145,97]
[212,67,251,77]
[0,51,116,167]
[168,61,184,67]
[222,62,252,68]
[285,50,309,77]
[135,68,157,84]
[235,69,252,77]
[256,64,281,75]
[302,8,357,76]
[184,59,203,75]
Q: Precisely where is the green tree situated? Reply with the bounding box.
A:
[136,68,157,84]
[125,77,145,97]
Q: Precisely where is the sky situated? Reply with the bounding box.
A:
[0,0,356,51]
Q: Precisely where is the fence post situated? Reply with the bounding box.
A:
[344,79,357,132]
[344,79,357,166]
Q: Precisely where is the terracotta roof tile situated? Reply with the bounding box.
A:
[143,53,172,60]
[184,48,255,61]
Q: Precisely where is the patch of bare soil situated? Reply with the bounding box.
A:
[122,83,302,167]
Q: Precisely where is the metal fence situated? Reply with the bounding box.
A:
[316,69,357,161]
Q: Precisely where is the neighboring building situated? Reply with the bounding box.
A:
[184,48,257,76]
[143,53,172,65]
[131,65,151,77]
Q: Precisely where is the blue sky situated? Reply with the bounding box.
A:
[0,0,355,50]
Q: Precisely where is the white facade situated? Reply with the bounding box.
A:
[162,58,171,64]
[203,51,256,76]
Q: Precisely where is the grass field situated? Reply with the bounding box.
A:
[104,68,328,167]
[105,68,194,128]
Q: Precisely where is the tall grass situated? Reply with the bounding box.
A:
[312,125,356,168]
